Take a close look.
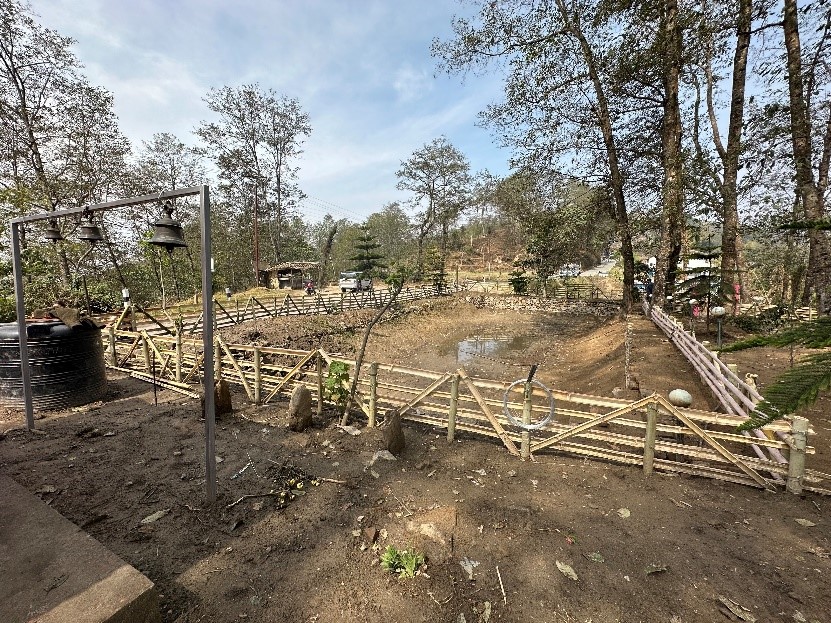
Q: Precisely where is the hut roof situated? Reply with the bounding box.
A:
[265,261,320,272]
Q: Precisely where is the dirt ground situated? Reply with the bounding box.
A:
[1,295,830,623]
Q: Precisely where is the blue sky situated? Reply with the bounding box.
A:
[33,0,513,223]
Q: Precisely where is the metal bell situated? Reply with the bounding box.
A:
[78,215,103,244]
[149,201,187,253]
[43,219,64,242]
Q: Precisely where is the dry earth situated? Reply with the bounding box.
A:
[1,295,829,623]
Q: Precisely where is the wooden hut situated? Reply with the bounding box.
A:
[263,261,320,289]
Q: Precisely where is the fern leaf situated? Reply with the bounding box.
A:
[738,351,831,430]
[722,317,831,352]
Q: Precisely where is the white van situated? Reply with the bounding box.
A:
[339,271,372,292]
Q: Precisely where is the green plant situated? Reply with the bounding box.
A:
[324,361,350,414]
[508,267,528,294]
[380,545,425,579]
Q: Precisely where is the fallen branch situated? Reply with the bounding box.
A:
[226,492,282,508]
[496,565,507,604]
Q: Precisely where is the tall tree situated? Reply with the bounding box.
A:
[433,0,638,309]
[396,137,471,275]
[195,84,311,277]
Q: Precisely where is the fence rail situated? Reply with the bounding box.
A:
[103,324,829,496]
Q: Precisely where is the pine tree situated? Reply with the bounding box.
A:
[349,225,386,276]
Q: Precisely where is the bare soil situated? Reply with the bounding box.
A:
[1,295,829,623]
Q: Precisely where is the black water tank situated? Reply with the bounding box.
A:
[0,320,107,410]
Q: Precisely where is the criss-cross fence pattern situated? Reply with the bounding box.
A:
[96,284,458,337]
[105,326,829,496]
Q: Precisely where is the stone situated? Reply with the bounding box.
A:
[200,379,233,417]
[288,385,313,432]
[381,409,405,455]
[667,388,693,408]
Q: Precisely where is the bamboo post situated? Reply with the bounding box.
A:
[129,303,136,332]
[142,334,151,371]
[235,299,240,323]
[643,401,658,474]
[175,329,183,383]
[727,363,739,384]
[316,354,324,417]
[368,362,379,427]
[253,347,262,405]
[786,416,810,494]
[521,381,533,460]
[447,374,459,443]
[624,320,632,389]
[108,324,117,366]
[214,337,222,380]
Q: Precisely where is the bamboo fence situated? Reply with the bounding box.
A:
[103,326,829,496]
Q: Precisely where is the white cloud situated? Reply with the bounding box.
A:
[393,65,432,102]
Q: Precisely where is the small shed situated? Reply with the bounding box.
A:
[264,261,320,289]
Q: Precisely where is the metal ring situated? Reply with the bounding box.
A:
[502,379,555,430]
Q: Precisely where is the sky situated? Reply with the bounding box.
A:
[32,0,513,224]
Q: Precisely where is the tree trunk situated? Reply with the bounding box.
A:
[784,0,831,307]
[653,0,684,307]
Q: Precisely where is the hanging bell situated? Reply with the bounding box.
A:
[43,218,64,242]
[149,201,187,253]
[78,214,103,244]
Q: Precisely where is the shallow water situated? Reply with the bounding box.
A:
[453,335,532,364]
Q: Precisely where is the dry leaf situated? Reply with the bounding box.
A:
[794,518,816,527]
[617,508,630,519]
[556,560,578,581]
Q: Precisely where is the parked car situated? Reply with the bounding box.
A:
[339,271,372,292]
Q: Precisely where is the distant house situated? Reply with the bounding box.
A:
[263,261,320,289]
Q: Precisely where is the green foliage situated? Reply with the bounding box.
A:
[508,267,528,294]
[721,317,831,352]
[739,351,831,431]
[380,545,425,579]
[423,246,447,293]
[0,296,15,322]
[349,224,386,275]
[324,361,350,413]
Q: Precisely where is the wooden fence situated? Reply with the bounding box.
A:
[97,284,457,337]
[103,326,829,495]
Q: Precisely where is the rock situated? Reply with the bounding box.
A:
[667,388,693,408]
[612,387,641,401]
[363,526,378,543]
[201,379,233,417]
[381,409,405,455]
[406,506,457,551]
[288,385,313,432]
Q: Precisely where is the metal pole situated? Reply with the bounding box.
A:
[11,223,34,430]
[200,185,217,503]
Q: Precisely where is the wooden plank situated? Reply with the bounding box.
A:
[396,374,452,418]
[458,368,520,456]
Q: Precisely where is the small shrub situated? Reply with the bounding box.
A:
[324,360,350,413]
[380,545,425,579]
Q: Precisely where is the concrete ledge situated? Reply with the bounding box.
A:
[0,476,160,623]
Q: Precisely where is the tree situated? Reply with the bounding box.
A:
[365,202,413,264]
[195,84,311,279]
[396,137,471,275]
[349,224,386,276]
[433,0,638,309]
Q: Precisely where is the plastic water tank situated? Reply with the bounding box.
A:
[0,320,107,410]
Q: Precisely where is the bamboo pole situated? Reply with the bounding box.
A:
[643,402,658,475]
[108,324,117,366]
[263,350,317,403]
[142,333,151,372]
[214,337,222,381]
[175,329,183,383]
[458,368,520,456]
[368,362,379,427]
[253,347,262,405]
[787,416,810,494]
[316,353,324,418]
[448,374,459,443]
[521,381,532,460]
[217,335,253,400]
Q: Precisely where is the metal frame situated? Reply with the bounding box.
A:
[9,186,218,501]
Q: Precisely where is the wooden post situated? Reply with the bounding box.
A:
[624,321,632,389]
[108,324,117,367]
[643,402,658,474]
[316,354,324,418]
[142,334,151,371]
[447,374,459,443]
[787,416,810,494]
[727,363,739,384]
[253,347,262,405]
[129,303,136,332]
[235,299,240,323]
[521,381,533,460]
[214,338,222,380]
[368,362,379,427]
[175,329,183,383]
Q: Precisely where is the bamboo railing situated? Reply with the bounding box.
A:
[103,326,829,496]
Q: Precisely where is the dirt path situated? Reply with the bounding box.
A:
[1,295,829,623]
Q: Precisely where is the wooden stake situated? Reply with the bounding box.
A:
[175,329,183,383]
[458,368,520,456]
[521,381,532,460]
[253,347,262,405]
[316,353,324,418]
[448,374,459,443]
[787,416,810,494]
[142,334,152,372]
[368,362,379,427]
[643,402,658,475]
[108,324,117,366]
[214,338,222,380]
